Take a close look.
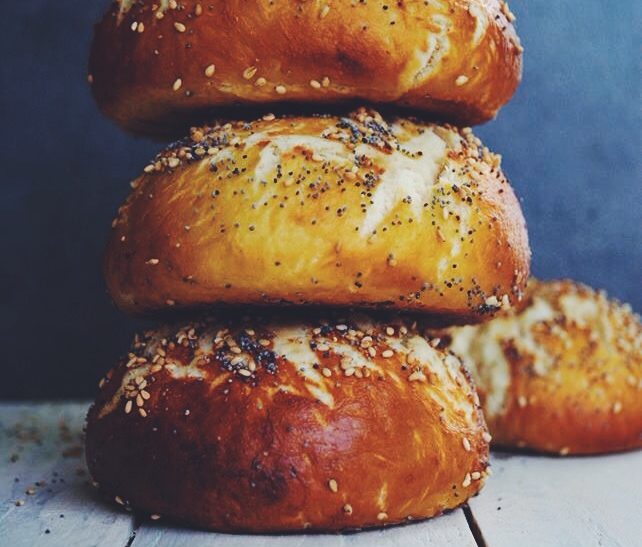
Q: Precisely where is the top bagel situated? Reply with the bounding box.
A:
[89,0,523,137]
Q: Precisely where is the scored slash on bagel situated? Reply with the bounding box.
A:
[86,313,490,532]
[104,108,530,321]
[431,279,642,455]
[88,0,523,137]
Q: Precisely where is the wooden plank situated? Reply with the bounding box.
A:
[131,509,476,547]
[0,402,136,547]
[468,451,642,547]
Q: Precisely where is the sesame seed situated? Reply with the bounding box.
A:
[343,504,353,515]
[322,76,330,87]
[146,258,160,265]
[194,3,202,16]
[485,295,500,307]
[255,77,267,87]
[130,21,138,32]
[115,496,125,506]
[150,514,162,520]
[381,349,394,358]
[336,324,348,331]
[262,113,275,121]
[408,371,426,382]
[613,401,623,414]
[174,22,186,33]
[320,5,330,18]
[482,432,492,443]
[462,473,472,487]
[124,400,133,414]
[259,339,271,347]
[138,408,147,418]
[471,471,482,480]
[560,447,570,456]
[344,368,356,377]
[172,78,183,91]
[462,438,471,451]
[310,79,321,89]
[316,343,330,352]
[328,479,338,492]
[25,487,36,495]
[322,367,332,377]
[137,22,145,33]
[238,369,252,377]
[243,66,258,80]
[204,64,216,77]
[275,85,287,95]
[386,327,395,336]
[455,75,469,86]
[517,395,528,408]
[377,512,388,521]
[368,347,377,357]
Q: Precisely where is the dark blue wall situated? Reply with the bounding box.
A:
[1,1,640,398]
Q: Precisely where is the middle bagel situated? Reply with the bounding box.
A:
[105,108,530,321]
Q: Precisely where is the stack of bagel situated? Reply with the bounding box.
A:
[85,0,641,533]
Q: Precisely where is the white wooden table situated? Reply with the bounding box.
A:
[1,403,640,547]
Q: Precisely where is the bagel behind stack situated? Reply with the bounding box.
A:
[89,0,522,137]
[86,313,490,532]
[105,108,530,321]
[432,280,642,455]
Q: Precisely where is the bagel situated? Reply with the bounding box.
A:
[88,0,522,137]
[431,279,642,455]
[104,108,530,321]
[85,312,490,532]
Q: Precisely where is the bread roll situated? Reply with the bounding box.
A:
[104,108,530,321]
[88,0,522,137]
[85,312,490,532]
[432,280,642,455]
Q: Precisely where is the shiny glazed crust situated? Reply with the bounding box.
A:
[85,312,490,532]
[88,0,522,137]
[432,280,642,455]
[104,109,530,321]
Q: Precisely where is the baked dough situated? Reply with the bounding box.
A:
[89,0,522,137]
[433,279,642,455]
[104,108,530,321]
[86,312,490,532]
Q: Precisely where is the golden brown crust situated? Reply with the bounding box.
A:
[85,312,489,532]
[104,109,530,321]
[431,279,642,455]
[88,0,522,137]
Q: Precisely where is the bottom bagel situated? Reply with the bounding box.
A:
[433,279,642,455]
[86,312,489,532]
